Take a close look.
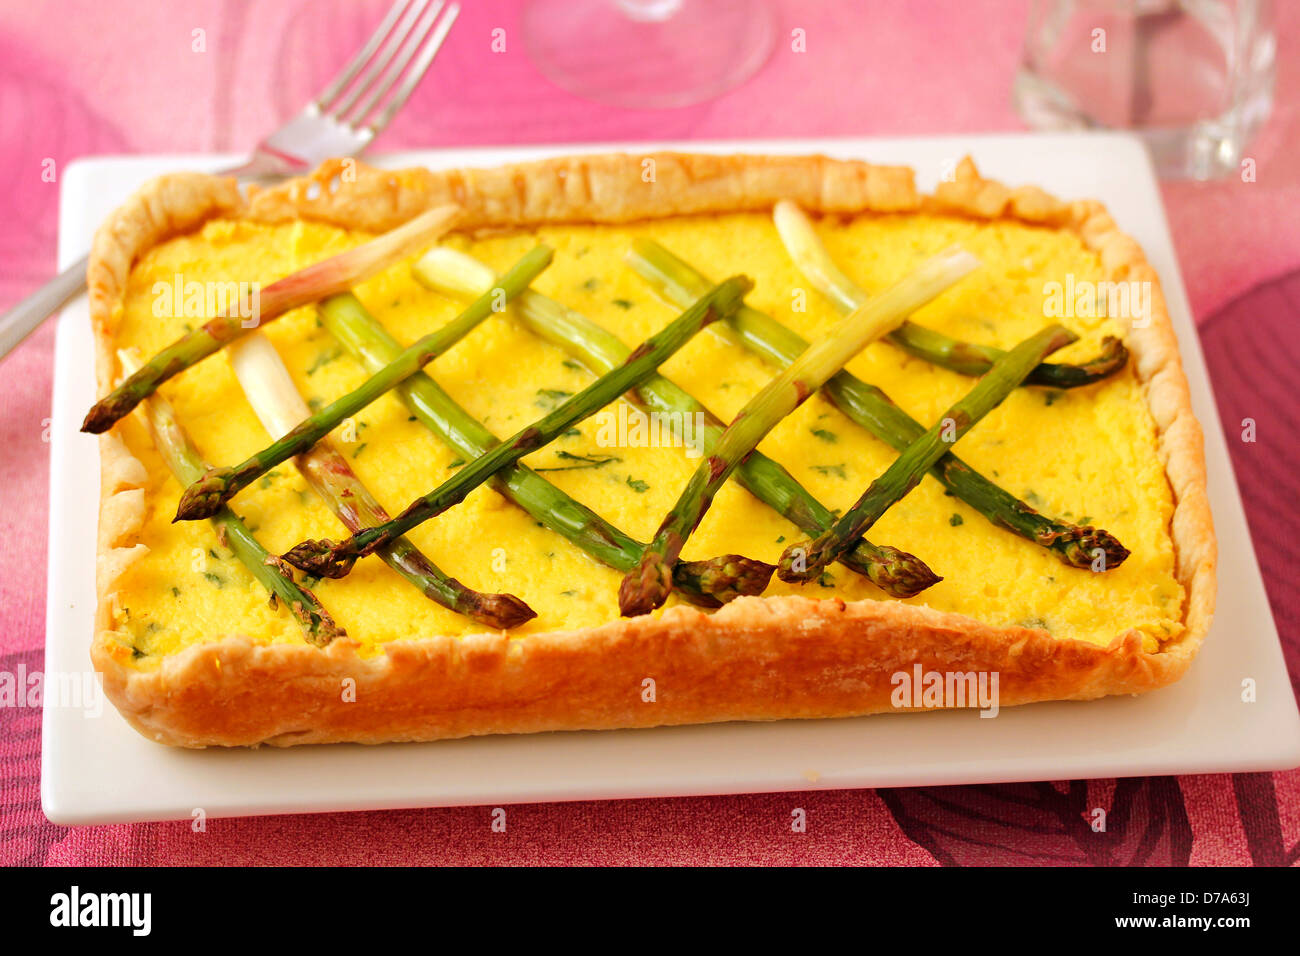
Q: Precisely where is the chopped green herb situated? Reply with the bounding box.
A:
[535,388,573,410]
[208,548,220,560]
[811,428,838,443]
[306,348,342,376]
[625,476,650,493]
[170,587,181,598]
[1044,390,1064,406]
[581,278,599,292]
[949,513,964,527]
[1078,515,1092,526]
[811,463,847,480]
[202,571,225,589]
[611,298,634,310]
[307,397,324,412]
[535,451,620,472]
[352,443,368,458]
[775,535,785,543]
[562,427,581,439]
[562,358,584,372]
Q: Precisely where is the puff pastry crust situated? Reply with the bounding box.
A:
[87,152,1216,747]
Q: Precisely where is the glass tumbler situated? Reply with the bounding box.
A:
[1014,0,1276,180]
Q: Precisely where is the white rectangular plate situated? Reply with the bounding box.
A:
[42,134,1300,824]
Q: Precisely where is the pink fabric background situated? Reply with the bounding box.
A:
[1,0,1297,866]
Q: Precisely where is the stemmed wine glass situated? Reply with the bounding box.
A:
[524,0,777,109]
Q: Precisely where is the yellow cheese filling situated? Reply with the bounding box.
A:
[107,211,1184,662]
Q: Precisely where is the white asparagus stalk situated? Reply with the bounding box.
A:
[119,348,343,644]
[227,333,535,629]
[82,203,463,434]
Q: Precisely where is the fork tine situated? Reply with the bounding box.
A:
[328,0,432,121]
[347,0,447,128]
[315,0,416,111]
[364,2,460,135]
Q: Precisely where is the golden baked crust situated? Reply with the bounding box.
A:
[87,152,1216,747]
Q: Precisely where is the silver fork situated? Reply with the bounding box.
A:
[0,0,460,362]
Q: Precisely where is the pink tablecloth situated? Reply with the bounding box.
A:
[2,0,1297,866]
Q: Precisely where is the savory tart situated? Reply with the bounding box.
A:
[86,153,1215,747]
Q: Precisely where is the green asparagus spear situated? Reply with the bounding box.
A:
[619,246,980,617]
[779,325,1077,582]
[174,244,554,522]
[412,247,939,599]
[283,277,759,580]
[317,293,771,607]
[83,205,462,435]
[772,200,1129,387]
[118,350,343,646]
[229,334,534,629]
[627,239,1130,571]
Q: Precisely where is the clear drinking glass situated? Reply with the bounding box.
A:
[1014,0,1276,179]
[523,0,777,109]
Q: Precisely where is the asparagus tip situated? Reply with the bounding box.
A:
[259,556,345,646]
[864,545,943,598]
[618,552,675,617]
[775,539,825,584]
[293,601,346,647]
[1032,335,1130,388]
[1093,335,1129,370]
[465,591,538,630]
[281,539,357,579]
[174,467,238,521]
[81,401,119,434]
[1051,525,1131,571]
[680,554,776,604]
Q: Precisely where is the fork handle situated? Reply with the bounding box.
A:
[0,253,90,360]
[0,157,300,363]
